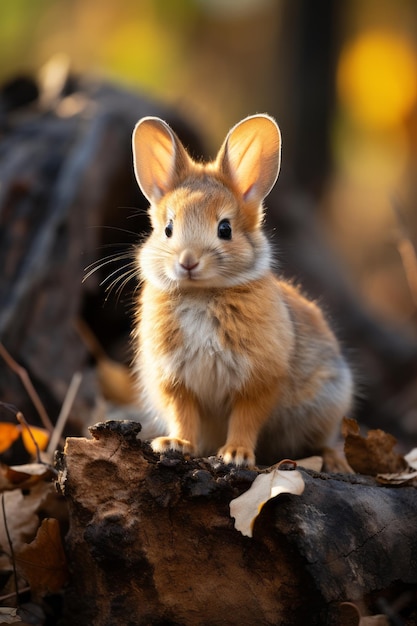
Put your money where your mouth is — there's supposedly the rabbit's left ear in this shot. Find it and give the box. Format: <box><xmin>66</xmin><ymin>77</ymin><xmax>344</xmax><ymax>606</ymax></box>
<box><xmin>217</xmin><ymin>114</ymin><xmax>281</xmax><ymax>205</ymax></box>
<box><xmin>132</xmin><ymin>116</ymin><xmax>192</xmax><ymax>203</ymax></box>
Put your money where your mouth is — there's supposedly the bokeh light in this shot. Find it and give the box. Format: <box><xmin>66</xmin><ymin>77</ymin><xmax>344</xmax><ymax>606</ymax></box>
<box><xmin>337</xmin><ymin>30</ymin><xmax>417</xmax><ymax>129</ymax></box>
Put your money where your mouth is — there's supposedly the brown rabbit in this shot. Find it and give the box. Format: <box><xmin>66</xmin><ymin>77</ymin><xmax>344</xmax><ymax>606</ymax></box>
<box><xmin>131</xmin><ymin>114</ymin><xmax>353</xmax><ymax>466</ymax></box>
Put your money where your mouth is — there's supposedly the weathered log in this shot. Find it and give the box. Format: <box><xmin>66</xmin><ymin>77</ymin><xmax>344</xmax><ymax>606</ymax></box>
<box><xmin>57</xmin><ymin>421</ymin><xmax>417</xmax><ymax>626</ymax></box>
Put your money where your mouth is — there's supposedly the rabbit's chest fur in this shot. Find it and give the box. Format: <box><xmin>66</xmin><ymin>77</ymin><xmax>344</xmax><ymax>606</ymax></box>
<box><xmin>138</xmin><ymin>278</ymin><xmax>293</xmax><ymax>411</ymax></box>
<box><xmin>168</xmin><ymin>295</ymin><xmax>251</xmax><ymax>407</ymax></box>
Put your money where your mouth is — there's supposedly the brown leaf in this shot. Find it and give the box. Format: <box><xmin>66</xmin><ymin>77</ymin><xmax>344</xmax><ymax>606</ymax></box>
<box><xmin>342</xmin><ymin>418</ymin><xmax>407</xmax><ymax>475</ymax></box>
<box><xmin>0</xmin><ymin>483</ymin><xmax>58</xmax><ymax>553</ymax></box>
<box><xmin>0</xmin><ymin>463</ymin><xmax>54</xmax><ymax>491</ymax></box>
<box><xmin>339</xmin><ymin>602</ymin><xmax>389</xmax><ymax>626</ymax></box>
<box><xmin>16</xmin><ymin>518</ymin><xmax>68</xmax><ymax>598</ymax></box>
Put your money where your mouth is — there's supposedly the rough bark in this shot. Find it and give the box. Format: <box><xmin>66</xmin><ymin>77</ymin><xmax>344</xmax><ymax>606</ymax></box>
<box><xmin>57</xmin><ymin>421</ymin><xmax>417</xmax><ymax>626</ymax></box>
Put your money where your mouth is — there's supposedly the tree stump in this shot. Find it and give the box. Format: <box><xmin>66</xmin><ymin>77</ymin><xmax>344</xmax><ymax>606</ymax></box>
<box><xmin>57</xmin><ymin>421</ymin><xmax>417</xmax><ymax>626</ymax></box>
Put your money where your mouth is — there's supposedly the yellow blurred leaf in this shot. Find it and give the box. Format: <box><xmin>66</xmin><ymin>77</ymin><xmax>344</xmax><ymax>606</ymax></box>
<box><xmin>0</xmin><ymin>423</ymin><xmax>21</xmax><ymax>454</ymax></box>
<box><xmin>97</xmin><ymin>358</ymin><xmax>137</xmax><ymax>405</ymax></box>
<box><xmin>230</xmin><ymin>469</ymin><xmax>305</xmax><ymax>537</ymax></box>
<box><xmin>21</xmin><ymin>426</ymin><xmax>49</xmax><ymax>456</ymax></box>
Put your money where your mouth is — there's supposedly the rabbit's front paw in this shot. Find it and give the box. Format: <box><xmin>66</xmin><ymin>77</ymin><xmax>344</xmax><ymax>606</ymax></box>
<box><xmin>151</xmin><ymin>436</ymin><xmax>195</xmax><ymax>455</ymax></box>
<box><xmin>218</xmin><ymin>444</ymin><xmax>255</xmax><ymax>467</ymax></box>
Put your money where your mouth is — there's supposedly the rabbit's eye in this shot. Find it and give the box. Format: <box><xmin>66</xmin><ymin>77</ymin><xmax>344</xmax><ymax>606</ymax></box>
<box><xmin>218</xmin><ymin>219</ymin><xmax>232</xmax><ymax>240</ymax></box>
<box><xmin>165</xmin><ymin>220</ymin><xmax>174</xmax><ymax>238</ymax></box>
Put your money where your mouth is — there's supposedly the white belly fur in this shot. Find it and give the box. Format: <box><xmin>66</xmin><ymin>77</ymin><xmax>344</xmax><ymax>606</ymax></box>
<box><xmin>141</xmin><ymin>296</ymin><xmax>251</xmax><ymax>454</ymax></box>
<box><xmin>177</xmin><ymin>299</ymin><xmax>250</xmax><ymax>405</ymax></box>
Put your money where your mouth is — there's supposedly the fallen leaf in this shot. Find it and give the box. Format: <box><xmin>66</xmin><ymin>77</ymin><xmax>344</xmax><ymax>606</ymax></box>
<box><xmin>0</xmin><ymin>424</ymin><xmax>21</xmax><ymax>454</ymax></box>
<box><xmin>342</xmin><ymin>417</ymin><xmax>406</xmax><ymax>475</ymax></box>
<box><xmin>76</xmin><ymin>317</ymin><xmax>137</xmax><ymax>405</ymax></box>
<box><xmin>295</xmin><ymin>456</ymin><xmax>323</xmax><ymax>472</ymax></box>
<box><xmin>0</xmin><ymin>482</ymin><xmax>58</xmax><ymax>553</ymax></box>
<box><xmin>339</xmin><ymin>602</ymin><xmax>389</xmax><ymax>625</ymax></box>
<box><xmin>377</xmin><ymin>469</ymin><xmax>417</xmax><ymax>485</ymax></box>
<box><xmin>16</xmin><ymin>518</ymin><xmax>68</xmax><ymax>598</ymax></box>
<box><xmin>230</xmin><ymin>469</ymin><xmax>305</xmax><ymax>537</ymax></box>
<box><xmin>404</xmin><ymin>447</ymin><xmax>417</xmax><ymax>469</ymax></box>
<box><xmin>0</xmin><ymin>607</ymin><xmax>21</xmax><ymax>624</ymax></box>
<box><xmin>97</xmin><ymin>359</ymin><xmax>137</xmax><ymax>405</ymax></box>
<box><xmin>1</xmin><ymin>463</ymin><xmax>54</xmax><ymax>491</ymax></box>
<box><xmin>21</xmin><ymin>426</ymin><xmax>49</xmax><ymax>456</ymax></box>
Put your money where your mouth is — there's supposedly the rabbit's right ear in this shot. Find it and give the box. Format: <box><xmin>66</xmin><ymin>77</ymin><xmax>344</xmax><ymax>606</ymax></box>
<box><xmin>217</xmin><ymin>114</ymin><xmax>281</xmax><ymax>206</ymax></box>
<box><xmin>132</xmin><ymin>117</ymin><xmax>191</xmax><ymax>203</ymax></box>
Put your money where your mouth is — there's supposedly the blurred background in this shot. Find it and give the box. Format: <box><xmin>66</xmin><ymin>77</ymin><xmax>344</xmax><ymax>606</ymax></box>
<box><xmin>2</xmin><ymin>0</ymin><xmax>417</xmax><ymax>324</ymax></box>
<box><xmin>1</xmin><ymin>0</ymin><xmax>417</xmax><ymax>445</ymax></box>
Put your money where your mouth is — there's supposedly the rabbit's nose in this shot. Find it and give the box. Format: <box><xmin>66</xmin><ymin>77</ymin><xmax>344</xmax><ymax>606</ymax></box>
<box><xmin>179</xmin><ymin>250</ymin><xmax>199</xmax><ymax>271</ymax></box>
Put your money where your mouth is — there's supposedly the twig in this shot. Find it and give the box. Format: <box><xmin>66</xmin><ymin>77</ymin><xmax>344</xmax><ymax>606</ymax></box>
<box><xmin>396</xmin><ymin>237</ymin><xmax>417</xmax><ymax>310</ymax></box>
<box><xmin>16</xmin><ymin>412</ymin><xmax>41</xmax><ymax>464</ymax></box>
<box><xmin>392</xmin><ymin>201</ymin><xmax>417</xmax><ymax>310</ymax></box>
<box><xmin>1</xmin><ymin>494</ymin><xmax>19</xmax><ymax>608</ymax></box>
<box><xmin>47</xmin><ymin>371</ymin><xmax>82</xmax><ymax>456</ymax></box>
<box><xmin>0</xmin><ymin>585</ymin><xmax>30</xmax><ymax>603</ymax></box>
<box><xmin>0</xmin><ymin>343</ymin><xmax>54</xmax><ymax>433</ymax></box>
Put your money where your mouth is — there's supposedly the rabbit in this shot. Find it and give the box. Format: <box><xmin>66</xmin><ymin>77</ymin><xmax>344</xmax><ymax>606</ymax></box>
<box><xmin>131</xmin><ymin>113</ymin><xmax>353</xmax><ymax>467</ymax></box>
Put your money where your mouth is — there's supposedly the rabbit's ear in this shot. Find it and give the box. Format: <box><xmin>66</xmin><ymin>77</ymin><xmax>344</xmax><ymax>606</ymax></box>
<box><xmin>132</xmin><ymin>117</ymin><xmax>191</xmax><ymax>203</ymax></box>
<box><xmin>217</xmin><ymin>114</ymin><xmax>281</xmax><ymax>204</ymax></box>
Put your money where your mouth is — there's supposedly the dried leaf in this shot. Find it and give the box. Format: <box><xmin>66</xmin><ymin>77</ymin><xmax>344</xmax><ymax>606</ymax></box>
<box><xmin>339</xmin><ymin>602</ymin><xmax>389</xmax><ymax>625</ymax></box>
<box><xmin>16</xmin><ymin>518</ymin><xmax>68</xmax><ymax>598</ymax></box>
<box><xmin>377</xmin><ymin>469</ymin><xmax>417</xmax><ymax>485</ymax></box>
<box><xmin>339</xmin><ymin>601</ymin><xmax>361</xmax><ymax>626</ymax></box>
<box><xmin>377</xmin><ymin>446</ymin><xmax>417</xmax><ymax>483</ymax></box>
<box><xmin>0</xmin><ymin>421</ymin><xmax>49</xmax><ymax>458</ymax></box>
<box><xmin>76</xmin><ymin>318</ymin><xmax>136</xmax><ymax>405</ymax></box>
<box><xmin>295</xmin><ymin>456</ymin><xmax>323</xmax><ymax>472</ymax></box>
<box><xmin>342</xmin><ymin>417</ymin><xmax>406</xmax><ymax>475</ymax></box>
<box><xmin>0</xmin><ymin>482</ymin><xmax>58</xmax><ymax>553</ymax></box>
<box><xmin>0</xmin><ymin>424</ymin><xmax>21</xmax><ymax>454</ymax></box>
<box><xmin>2</xmin><ymin>463</ymin><xmax>54</xmax><ymax>491</ymax></box>
<box><xmin>97</xmin><ymin>359</ymin><xmax>137</xmax><ymax>405</ymax></box>
<box><xmin>230</xmin><ymin>469</ymin><xmax>305</xmax><ymax>537</ymax></box>
<box><xmin>0</xmin><ymin>607</ymin><xmax>21</xmax><ymax>624</ymax></box>
<box><xmin>404</xmin><ymin>447</ymin><xmax>417</xmax><ymax>469</ymax></box>
<box><xmin>9</xmin><ymin>463</ymin><xmax>51</xmax><ymax>477</ymax></box>
<box><xmin>21</xmin><ymin>426</ymin><xmax>49</xmax><ymax>456</ymax></box>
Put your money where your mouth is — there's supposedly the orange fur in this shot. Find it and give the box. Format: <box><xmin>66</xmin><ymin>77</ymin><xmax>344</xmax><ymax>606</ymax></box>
<box><xmin>131</xmin><ymin>114</ymin><xmax>353</xmax><ymax>466</ymax></box>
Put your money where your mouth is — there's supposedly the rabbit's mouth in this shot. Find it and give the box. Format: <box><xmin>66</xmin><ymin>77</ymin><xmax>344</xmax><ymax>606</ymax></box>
<box><xmin>174</xmin><ymin>249</ymin><xmax>204</xmax><ymax>283</ymax></box>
